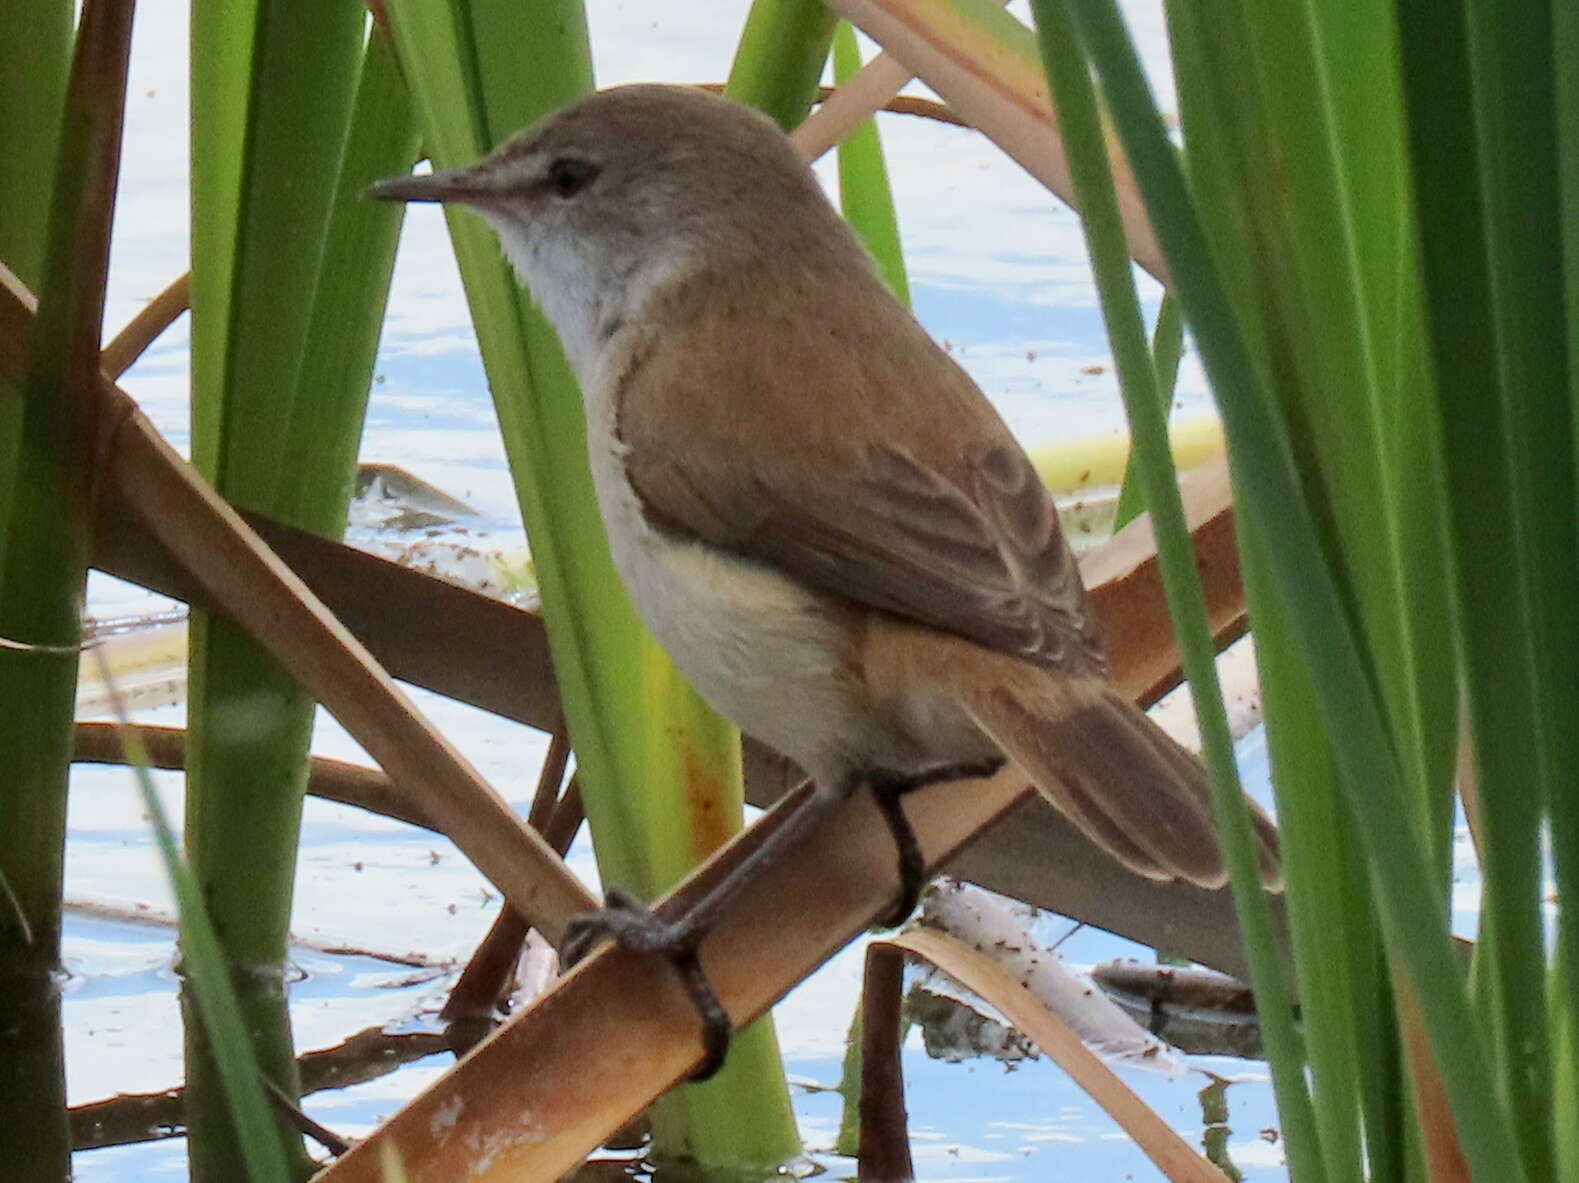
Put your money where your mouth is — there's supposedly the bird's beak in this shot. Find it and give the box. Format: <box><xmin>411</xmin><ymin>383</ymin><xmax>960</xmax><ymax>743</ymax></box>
<box><xmin>365</xmin><ymin>165</ymin><xmax>496</xmax><ymax>205</ymax></box>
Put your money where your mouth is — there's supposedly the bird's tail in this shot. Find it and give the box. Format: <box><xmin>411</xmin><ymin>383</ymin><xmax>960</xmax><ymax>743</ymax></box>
<box><xmin>961</xmin><ymin>672</ymin><xmax>1280</xmax><ymax>889</ymax></box>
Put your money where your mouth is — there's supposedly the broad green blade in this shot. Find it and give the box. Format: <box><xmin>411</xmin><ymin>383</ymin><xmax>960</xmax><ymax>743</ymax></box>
<box><xmin>0</xmin><ymin>0</ymin><xmax>72</xmax><ymax>588</ymax></box>
<box><xmin>1457</xmin><ymin>3</ymin><xmax>1572</xmax><ymax>1173</ymax></box>
<box><xmin>0</xmin><ymin>1</ymin><xmax>133</xmax><ymax>1175</ymax></box>
<box><xmin>1554</xmin><ymin>0</ymin><xmax>1579</xmax><ymax>1135</ymax></box>
<box><xmin>1065</xmin><ymin>0</ymin><xmax>1528</xmax><ymax>1174</ymax></box>
<box><xmin>1031</xmin><ymin>5</ymin><xmax>1323</xmax><ymax>1178</ymax></box>
<box><xmin>186</xmin><ymin>1</ymin><xmax>368</xmax><ymax>1175</ymax></box>
<box><xmin>1240</xmin><ymin>542</ymin><xmax>1369</xmax><ymax>1183</ymax></box>
<box><xmin>277</xmin><ymin>27</ymin><xmax>421</xmax><ymax>536</ymax></box>
<box><xmin>1397</xmin><ymin>0</ymin><xmax>1558</xmax><ymax>1174</ymax></box>
<box><xmin>726</xmin><ymin>0</ymin><xmax>838</xmax><ymax>129</ymax></box>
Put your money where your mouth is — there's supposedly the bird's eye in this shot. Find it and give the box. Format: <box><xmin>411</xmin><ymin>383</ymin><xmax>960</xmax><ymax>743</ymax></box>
<box><xmin>546</xmin><ymin>157</ymin><xmax>598</xmax><ymax>198</ymax></box>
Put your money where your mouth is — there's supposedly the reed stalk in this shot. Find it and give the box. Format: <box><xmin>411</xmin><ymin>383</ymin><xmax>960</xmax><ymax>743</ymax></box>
<box><xmin>725</xmin><ymin>0</ymin><xmax>838</xmax><ymax>129</ymax></box>
<box><xmin>0</xmin><ymin>3</ymin><xmax>72</xmax><ymax>1177</ymax></box>
<box><xmin>184</xmin><ymin>3</ymin><xmax>378</xmax><ymax>1175</ymax></box>
<box><xmin>1112</xmin><ymin>294</ymin><xmax>1182</xmax><ymax>530</ymax></box>
<box><xmin>1030</xmin><ymin>6</ymin><xmax>1324</xmax><ymax>1178</ymax></box>
<box><xmin>0</xmin><ymin>2</ymin><xmax>133</xmax><ymax>1178</ymax></box>
<box><xmin>1057</xmin><ymin>0</ymin><xmax>1556</xmax><ymax>1174</ymax></box>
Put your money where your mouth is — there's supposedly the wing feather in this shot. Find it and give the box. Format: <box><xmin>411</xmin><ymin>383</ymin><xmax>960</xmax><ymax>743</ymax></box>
<box><xmin>740</xmin><ymin>442</ymin><xmax>1103</xmax><ymax>671</ymax></box>
<box><xmin>614</xmin><ymin>265</ymin><xmax>1104</xmax><ymax>675</ymax></box>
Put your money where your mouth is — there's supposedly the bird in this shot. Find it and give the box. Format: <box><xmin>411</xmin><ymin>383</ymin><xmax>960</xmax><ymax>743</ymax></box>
<box><xmin>368</xmin><ymin>83</ymin><xmax>1278</xmax><ymax>1078</ymax></box>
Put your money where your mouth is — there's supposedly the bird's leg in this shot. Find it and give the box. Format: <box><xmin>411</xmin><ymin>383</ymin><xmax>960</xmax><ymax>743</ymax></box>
<box><xmin>560</xmin><ymin>784</ymin><xmax>846</xmax><ymax>1082</ymax></box>
<box><xmin>867</xmin><ymin>757</ymin><xmax>1007</xmax><ymax>928</ymax></box>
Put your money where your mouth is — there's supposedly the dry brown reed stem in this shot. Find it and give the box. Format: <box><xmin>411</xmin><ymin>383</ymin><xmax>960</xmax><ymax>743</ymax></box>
<box><xmin>72</xmin><ymin>720</ymin><xmax>590</xmax><ymax>859</ymax></box>
<box><xmin>697</xmin><ymin>80</ymin><xmax>967</xmax><ymax>138</ymax></box>
<box><xmin>442</xmin><ymin>731</ymin><xmax>582</xmax><ymax>1038</ymax></box>
<box><xmin>794</xmin><ymin>59</ymin><xmax>932</xmax><ymax>161</ymax></box>
<box><xmin>74</xmin><ymin>713</ymin><xmax>584</xmax><ymax>1050</ymax></box>
<box><xmin>100</xmin><ymin>270</ymin><xmax>189</xmax><ymax>378</ymax></box>
<box><xmin>314</xmin><ymin>767</ymin><xmax>1031</xmax><ymax>1183</ymax></box>
<box><xmin>70</xmin><ymin>1026</ymin><xmax>448</xmax><ymax>1151</ymax></box>
<box><xmin>826</xmin><ymin>88</ymin><xmax>968</xmax><ymax>126</ymax></box>
<box><xmin>788</xmin><ymin>0</ymin><xmax>1010</xmax><ymax>162</ymax></box>
<box><xmin>105</xmin><ymin>414</ymin><xmax>598</xmax><ymax>941</ymax></box>
<box><xmin>72</xmin><ymin>720</ymin><xmax>443</xmax><ymax>831</ymax></box>
<box><xmin>885</xmin><ymin>928</ymin><xmax>1232</xmax><ymax>1183</ymax></box>
<box><xmin>0</xmin><ymin>264</ymin><xmax>597</xmax><ymax>944</ymax></box>
<box><xmin>527</xmin><ymin>721</ymin><xmax>573</xmax><ymax>830</ymax></box>
<box><xmin>1397</xmin><ymin>972</ymin><xmax>1471</xmax><ymax>1183</ymax></box>
<box><xmin>1082</xmin><ymin>460</ymin><xmax>1244</xmax><ymax>702</ymax></box>
<box><xmin>857</xmin><ymin>944</ymin><xmax>914</xmax><ymax>1182</ymax></box>
<box><xmin>102</xmin><ymin>499</ymin><xmax>575</xmax><ymax>728</ymax></box>
<box><xmin>264</xmin><ymin>1080</ymin><xmax>352</xmax><ymax>1157</ymax></box>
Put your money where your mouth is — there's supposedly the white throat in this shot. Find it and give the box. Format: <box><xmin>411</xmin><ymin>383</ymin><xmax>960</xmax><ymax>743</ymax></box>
<box><xmin>483</xmin><ymin>212</ymin><xmax>685</xmax><ymax>388</ymax></box>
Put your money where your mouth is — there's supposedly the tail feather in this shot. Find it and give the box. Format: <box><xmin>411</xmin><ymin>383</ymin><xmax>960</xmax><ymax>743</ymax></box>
<box><xmin>965</xmin><ymin>675</ymin><xmax>1281</xmax><ymax>889</ymax></box>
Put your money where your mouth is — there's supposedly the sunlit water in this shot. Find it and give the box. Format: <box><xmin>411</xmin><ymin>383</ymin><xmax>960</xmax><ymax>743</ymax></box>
<box><xmin>65</xmin><ymin>1</ymin><xmax>1485</xmax><ymax>1179</ymax></box>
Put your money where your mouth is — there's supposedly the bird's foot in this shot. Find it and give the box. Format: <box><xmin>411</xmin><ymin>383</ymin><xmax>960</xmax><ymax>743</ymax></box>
<box><xmin>868</xmin><ymin>757</ymin><xmax>1007</xmax><ymax>928</ymax></box>
<box><xmin>562</xmin><ymin>887</ymin><xmax>732</xmax><ymax>1081</ymax></box>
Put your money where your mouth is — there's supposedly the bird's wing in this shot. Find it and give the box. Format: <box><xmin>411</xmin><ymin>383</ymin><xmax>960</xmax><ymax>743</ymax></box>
<box><xmin>616</xmin><ymin>306</ymin><xmax>1104</xmax><ymax>674</ymax></box>
<box><xmin>767</xmin><ymin>440</ymin><xmax>1100</xmax><ymax>672</ymax></box>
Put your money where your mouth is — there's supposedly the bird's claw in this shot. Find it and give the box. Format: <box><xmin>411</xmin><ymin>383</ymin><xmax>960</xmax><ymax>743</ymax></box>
<box><xmin>561</xmin><ymin>888</ymin><xmax>733</xmax><ymax>1081</ymax></box>
<box><xmin>869</xmin><ymin>757</ymin><xmax>1007</xmax><ymax>929</ymax></box>
<box><xmin>870</xmin><ymin>789</ymin><xmax>927</xmax><ymax>929</ymax></box>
